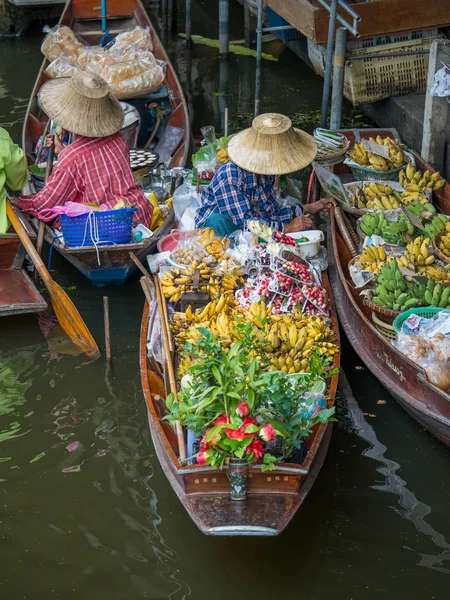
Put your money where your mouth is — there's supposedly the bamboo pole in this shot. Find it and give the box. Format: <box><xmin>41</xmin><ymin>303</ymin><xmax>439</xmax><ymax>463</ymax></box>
<box><xmin>154</xmin><ymin>274</ymin><xmax>174</xmax><ymax>352</ymax></box>
<box><xmin>153</xmin><ymin>275</ymin><xmax>186</xmax><ymax>462</ymax></box>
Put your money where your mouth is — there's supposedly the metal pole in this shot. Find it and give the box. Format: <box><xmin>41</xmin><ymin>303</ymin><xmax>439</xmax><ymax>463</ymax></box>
<box><xmin>320</xmin><ymin>0</ymin><xmax>338</xmax><ymax>127</ymax></box>
<box><xmin>330</xmin><ymin>27</ymin><xmax>347</xmax><ymax>130</ymax></box>
<box><xmin>219</xmin><ymin>0</ymin><xmax>229</xmax><ymax>56</ymax></box>
<box><xmin>254</xmin><ymin>0</ymin><xmax>263</xmax><ymax>117</ymax></box>
<box><xmin>185</xmin><ymin>0</ymin><xmax>191</xmax><ymax>46</ymax></box>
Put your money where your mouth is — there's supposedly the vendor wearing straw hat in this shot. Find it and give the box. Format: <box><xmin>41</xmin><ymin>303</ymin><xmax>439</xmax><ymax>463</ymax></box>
<box><xmin>195</xmin><ymin>114</ymin><xmax>335</xmax><ymax>236</ymax></box>
<box><xmin>16</xmin><ymin>72</ymin><xmax>153</xmax><ymax>227</ymax></box>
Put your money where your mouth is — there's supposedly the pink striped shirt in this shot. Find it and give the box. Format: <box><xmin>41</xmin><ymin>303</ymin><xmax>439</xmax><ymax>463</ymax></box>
<box><xmin>17</xmin><ymin>132</ymin><xmax>153</xmax><ymax>227</ymax></box>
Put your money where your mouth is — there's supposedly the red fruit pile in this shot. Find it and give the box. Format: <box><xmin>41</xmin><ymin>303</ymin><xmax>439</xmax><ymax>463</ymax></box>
<box><xmin>281</xmin><ymin>260</ymin><xmax>312</xmax><ymax>283</ymax></box>
<box><xmin>272</xmin><ymin>231</ymin><xmax>298</xmax><ymax>247</ymax></box>
<box><xmin>302</xmin><ymin>284</ymin><xmax>329</xmax><ymax>314</ymax></box>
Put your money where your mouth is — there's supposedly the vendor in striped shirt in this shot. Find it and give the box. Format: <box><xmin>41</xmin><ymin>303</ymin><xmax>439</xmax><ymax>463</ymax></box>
<box><xmin>16</xmin><ymin>72</ymin><xmax>153</xmax><ymax>228</ymax></box>
<box><xmin>195</xmin><ymin>114</ymin><xmax>335</xmax><ymax>236</ymax></box>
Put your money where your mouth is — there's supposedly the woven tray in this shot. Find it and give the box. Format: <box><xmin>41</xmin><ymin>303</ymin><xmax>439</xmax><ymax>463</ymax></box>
<box><xmin>335</xmin><ymin>207</ymin><xmax>358</xmax><ymax>258</ymax></box>
<box><xmin>315</xmin><ymin>138</ymin><xmax>350</xmax><ymax>166</ymax></box>
<box><xmin>342</xmin><ymin>180</ymin><xmax>404</xmax><ymax>217</ymax></box>
<box><xmin>432</xmin><ymin>232</ymin><xmax>450</xmax><ymax>265</ymax></box>
<box><xmin>363</xmin><ymin>296</ymin><xmax>401</xmax><ymax>320</ymax></box>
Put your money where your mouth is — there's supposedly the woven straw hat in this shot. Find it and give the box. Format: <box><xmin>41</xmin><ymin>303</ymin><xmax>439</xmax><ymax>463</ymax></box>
<box><xmin>227</xmin><ymin>113</ymin><xmax>317</xmax><ymax>175</ymax></box>
<box><xmin>38</xmin><ymin>72</ymin><xmax>124</xmax><ymax>138</ymax></box>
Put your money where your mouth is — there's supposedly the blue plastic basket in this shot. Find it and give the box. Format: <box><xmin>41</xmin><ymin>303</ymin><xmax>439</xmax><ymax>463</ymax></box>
<box><xmin>266</xmin><ymin>7</ymin><xmax>302</xmax><ymax>42</ymax></box>
<box><xmin>60</xmin><ymin>208</ymin><xmax>137</xmax><ymax>248</ymax></box>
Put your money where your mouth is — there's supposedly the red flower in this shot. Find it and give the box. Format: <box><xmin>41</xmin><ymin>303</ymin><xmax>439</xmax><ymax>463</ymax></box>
<box><xmin>259</xmin><ymin>424</ymin><xmax>276</xmax><ymax>443</ymax></box>
<box><xmin>197</xmin><ymin>449</ymin><xmax>211</xmax><ymax>465</ymax></box>
<box><xmin>201</xmin><ymin>428</ymin><xmax>220</xmax><ymax>446</ymax></box>
<box><xmin>212</xmin><ymin>413</ymin><xmax>229</xmax><ymax>425</ymax></box>
<box><xmin>236</xmin><ymin>402</ymin><xmax>249</xmax><ymax>417</ymax></box>
<box><xmin>224</xmin><ymin>426</ymin><xmax>246</xmax><ymax>441</ymax></box>
<box><xmin>243</xmin><ymin>416</ymin><xmax>257</xmax><ymax>427</ymax></box>
<box><xmin>246</xmin><ymin>438</ymin><xmax>265</xmax><ymax>461</ymax></box>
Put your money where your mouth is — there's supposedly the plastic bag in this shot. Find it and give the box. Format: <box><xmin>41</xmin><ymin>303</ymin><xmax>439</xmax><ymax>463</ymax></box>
<box><xmin>422</xmin><ymin>361</ymin><xmax>450</xmax><ymax>391</ymax></box>
<box><xmin>172</xmin><ymin>180</ymin><xmax>201</xmax><ymax>222</ymax></box>
<box><xmin>41</xmin><ymin>26</ymin><xmax>84</xmax><ymax>62</ymax></box>
<box><xmin>114</xmin><ymin>26</ymin><xmax>153</xmax><ymax>52</ymax></box>
<box><xmin>179</xmin><ymin>206</ymin><xmax>197</xmax><ymax>231</ymax></box>
<box><xmin>77</xmin><ymin>46</ymin><xmax>106</xmax><ymax>72</ymax></box>
<box><xmin>45</xmin><ymin>56</ymin><xmax>78</xmax><ymax>78</ymax></box>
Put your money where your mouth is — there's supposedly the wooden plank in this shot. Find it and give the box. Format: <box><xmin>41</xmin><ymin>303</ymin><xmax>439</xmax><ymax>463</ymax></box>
<box><xmin>72</xmin><ymin>0</ymin><xmax>135</xmax><ymax>20</ymax></box>
<box><xmin>268</xmin><ymin>0</ymin><xmax>450</xmax><ymax>44</ymax></box>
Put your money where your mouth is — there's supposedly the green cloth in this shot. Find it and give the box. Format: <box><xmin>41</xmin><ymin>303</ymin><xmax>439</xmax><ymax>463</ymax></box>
<box><xmin>0</xmin><ymin>128</ymin><xmax>28</xmax><ymax>234</ymax></box>
<box><xmin>203</xmin><ymin>213</ymin><xmax>239</xmax><ymax>237</ymax></box>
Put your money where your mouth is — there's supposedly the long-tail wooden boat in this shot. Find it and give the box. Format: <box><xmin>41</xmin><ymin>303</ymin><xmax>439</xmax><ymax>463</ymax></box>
<box><xmin>140</xmin><ymin>274</ymin><xmax>340</xmax><ymax>536</ymax></box>
<box><xmin>22</xmin><ymin>0</ymin><xmax>190</xmax><ymax>286</ymax></box>
<box><xmin>0</xmin><ymin>208</ymin><xmax>47</xmax><ymax>316</ymax></box>
<box><xmin>327</xmin><ymin>128</ymin><xmax>450</xmax><ymax>447</ymax></box>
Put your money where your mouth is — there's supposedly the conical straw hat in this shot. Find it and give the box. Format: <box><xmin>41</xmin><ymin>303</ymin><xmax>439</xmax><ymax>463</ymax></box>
<box><xmin>38</xmin><ymin>71</ymin><xmax>124</xmax><ymax>138</ymax></box>
<box><xmin>227</xmin><ymin>113</ymin><xmax>317</xmax><ymax>175</ymax></box>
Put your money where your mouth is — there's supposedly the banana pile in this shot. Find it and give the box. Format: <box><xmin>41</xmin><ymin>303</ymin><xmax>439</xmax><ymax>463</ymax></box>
<box><xmin>349</xmin><ymin>136</ymin><xmax>407</xmax><ymax>171</ymax></box>
<box><xmin>399</xmin><ymin>165</ymin><xmax>445</xmax><ymax>193</ymax></box>
<box><xmin>424</xmin><ymin>214</ymin><xmax>447</xmax><ymax>239</ymax></box>
<box><xmin>397</xmin><ymin>236</ymin><xmax>434</xmax><ymax>269</ymax></box>
<box><xmin>372</xmin><ymin>259</ymin><xmax>427</xmax><ymax>311</ymax></box>
<box><xmin>350</xmin><ymin>182</ymin><xmax>401</xmax><ymax>210</ymax></box>
<box><xmin>216</xmin><ymin>148</ymin><xmax>229</xmax><ymax>164</ymax></box>
<box><xmin>170</xmin><ymin>298</ymin><xmax>338</xmax><ymax>375</ymax></box>
<box><xmin>161</xmin><ymin>263</ymin><xmax>244</xmax><ymax>302</ymax></box>
<box><xmin>359</xmin><ymin>213</ymin><xmax>413</xmax><ymax>245</ymax></box>
<box><xmin>438</xmin><ymin>228</ymin><xmax>450</xmax><ymax>259</ymax></box>
<box><xmin>358</xmin><ymin>245</ymin><xmax>388</xmax><ymax>273</ymax></box>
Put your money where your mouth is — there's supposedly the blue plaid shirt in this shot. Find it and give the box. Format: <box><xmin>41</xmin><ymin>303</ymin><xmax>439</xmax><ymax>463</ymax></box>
<box><xmin>195</xmin><ymin>162</ymin><xmax>302</xmax><ymax>231</ymax></box>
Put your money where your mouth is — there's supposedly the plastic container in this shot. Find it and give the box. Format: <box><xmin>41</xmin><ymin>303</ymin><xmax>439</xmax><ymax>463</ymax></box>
<box><xmin>393</xmin><ymin>308</ymin><xmax>450</xmax><ymax>334</ymax></box>
<box><xmin>156</xmin><ymin>230</ymin><xmax>196</xmax><ymax>253</ymax></box>
<box><xmin>307</xmin><ymin>35</ymin><xmax>439</xmax><ymax>105</ymax></box>
<box><xmin>289</xmin><ymin>229</ymin><xmax>324</xmax><ymax>259</ymax></box>
<box><xmin>60</xmin><ymin>208</ymin><xmax>137</xmax><ymax>248</ymax></box>
<box><xmin>266</xmin><ymin>6</ymin><xmax>302</xmax><ymax>42</ymax></box>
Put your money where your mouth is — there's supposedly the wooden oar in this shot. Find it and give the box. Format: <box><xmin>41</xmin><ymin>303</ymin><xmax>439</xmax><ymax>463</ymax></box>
<box><xmin>6</xmin><ymin>199</ymin><xmax>100</xmax><ymax>359</ymax></box>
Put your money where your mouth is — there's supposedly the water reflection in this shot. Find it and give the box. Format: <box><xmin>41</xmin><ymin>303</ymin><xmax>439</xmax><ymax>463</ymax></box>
<box><xmin>341</xmin><ymin>372</ymin><xmax>450</xmax><ymax>575</ymax></box>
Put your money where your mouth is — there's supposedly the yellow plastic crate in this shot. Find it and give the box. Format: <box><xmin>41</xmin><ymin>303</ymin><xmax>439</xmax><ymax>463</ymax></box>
<box><xmin>307</xmin><ymin>36</ymin><xmax>439</xmax><ymax>105</ymax></box>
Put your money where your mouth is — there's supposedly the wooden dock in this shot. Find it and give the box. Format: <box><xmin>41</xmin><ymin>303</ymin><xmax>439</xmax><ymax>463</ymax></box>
<box><xmin>6</xmin><ymin>0</ymin><xmax>65</xmax><ymax>6</ymax></box>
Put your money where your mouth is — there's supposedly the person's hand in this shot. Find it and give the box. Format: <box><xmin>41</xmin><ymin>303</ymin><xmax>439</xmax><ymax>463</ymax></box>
<box><xmin>284</xmin><ymin>215</ymin><xmax>314</xmax><ymax>233</ymax></box>
<box><xmin>306</xmin><ymin>197</ymin><xmax>337</xmax><ymax>215</ymax></box>
<box><xmin>46</xmin><ymin>133</ymin><xmax>64</xmax><ymax>155</ymax></box>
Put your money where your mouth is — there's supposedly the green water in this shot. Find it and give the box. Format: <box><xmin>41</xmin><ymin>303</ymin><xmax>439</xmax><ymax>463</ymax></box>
<box><xmin>1</xmin><ymin>1</ymin><xmax>450</xmax><ymax>598</ymax></box>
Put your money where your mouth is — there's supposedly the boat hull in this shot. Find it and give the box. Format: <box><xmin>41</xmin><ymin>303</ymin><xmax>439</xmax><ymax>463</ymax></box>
<box><xmin>328</xmin><ymin>215</ymin><xmax>450</xmax><ymax>447</ymax></box>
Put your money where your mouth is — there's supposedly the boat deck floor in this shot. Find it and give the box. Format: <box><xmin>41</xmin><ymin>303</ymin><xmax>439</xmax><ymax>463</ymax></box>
<box><xmin>73</xmin><ymin>17</ymin><xmax>137</xmax><ymax>37</ymax></box>
<box><xmin>0</xmin><ymin>269</ymin><xmax>47</xmax><ymax>316</ymax></box>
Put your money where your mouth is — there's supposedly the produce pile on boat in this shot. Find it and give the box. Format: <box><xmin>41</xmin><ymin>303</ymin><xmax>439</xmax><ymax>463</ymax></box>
<box><xmin>399</xmin><ymin>165</ymin><xmax>445</xmax><ymax>192</ymax></box>
<box><xmin>42</xmin><ymin>25</ymin><xmax>165</xmax><ymax>98</ymax></box>
<box><xmin>348</xmin><ymin>136</ymin><xmax>408</xmax><ymax>170</ymax></box>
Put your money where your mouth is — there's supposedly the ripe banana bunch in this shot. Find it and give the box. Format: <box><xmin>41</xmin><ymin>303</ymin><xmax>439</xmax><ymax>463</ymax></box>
<box><xmin>399</xmin><ymin>236</ymin><xmax>434</xmax><ymax>269</ymax></box>
<box><xmin>349</xmin><ymin>137</ymin><xmax>407</xmax><ymax>171</ymax></box>
<box><xmin>205</xmin><ymin>238</ymin><xmax>229</xmax><ymax>261</ymax></box>
<box><xmin>197</xmin><ymin>228</ymin><xmax>216</xmax><ymax>246</ymax></box>
<box><xmin>368</xmin><ymin>154</ymin><xmax>390</xmax><ymax>171</ymax></box>
<box><xmin>216</xmin><ymin>148</ymin><xmax>229</xmax><ymax>164</ymax></box>
<box><xmin>439</xmin><ymin>232</ymin><xmax>450</xmax><ymax>258</ymax></box>
<box><xmin>418</xmin><ymin>264</ymin><xmax>450</xmax><ymax>282</ymax></box>
<box><xmin>349</xmin><ymin>142</ymin><xmax>370</xmax><ymax>166</ymax></box>
<box><xmin>399</xmin><ymin>165</ymin><xmax>445</xmax><ymax>193</ymax></box>
<box><xmin>351</xmin><ymin>182</ymin><xmax>401</xmax><ymax>210</ymax></box>
<box><xmin>368</xmin><ymin>136</ymin><xmax>406</xmax><ymax>168</ymax></box>
<box><xmin>358</xmin><ymin>245</ymin><xmax>387</xmax><ymax>274</ymax></box>
<box><xmin>241</xmin><ymin>301</ymin><xmax>272</xmax><ymax>329</ymax></box>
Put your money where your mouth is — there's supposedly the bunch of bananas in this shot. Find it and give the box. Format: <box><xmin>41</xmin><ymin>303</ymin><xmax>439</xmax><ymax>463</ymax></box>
<box><xmin>397</xmin><ymin>236</ymin><xmax>434</xmax><ymax>269</ymax></box>
<box><xmin>424</xmin><ymin>214</ymin><xmax>448</xmax><ymax>239</ymax></box>
<box><xmin>266</xmin><ymin>313</ymin><xmax>338</xmax><ymax>373</ymax></box>
<box><xmin>418</xmin><ymin>264</ymin><xmax>450</xmax><ymax>283</ymax></box>
<box><xmin>160</xmin><ymin>263</ymin><xmax>244</xmax><ymax>302</ymax></box>
<box><xmin>205</xmin><ymin>238</ymin><xmax>230</xmax><ymax>261</ymax></box>
<box><xmin>359</xmin><ymin>212</ymin><xmax>413</xmax><ymax>245</ymax></box>
<box><xmin>216</xmin><ymin>148</ymin><xmax>229</xmax><ymax>164</ymax></box>
<box><xmin>372</xmin><ymin>259</ymin><xmax>427</xmax><ymax>311</ymax></box>
<box><xmin>438</xmin><ymin>226</ymin><xmax>450</xmax><ymax>258</ymax></box>
<box><xmin>350</xmin><ymin>182</ymin><xmax>401</xmax><ymax>210</ymax></box>
<box><xmin>358</xmin><ymin>245</ymin><xmax>387</xmax><ymax>273</ymax></box>
<box><xmin>349</xmin><ymin>136</ymin><xmax>407</xmax><ymax>171</ymax></box>
<box><xmin>197</xmin><ymin>228</ymin><xmax>216</xmax><ymax>246</ymax></box>
<box><xmin>399</xmin><ymin>164</ymin><xmax>445</xmax><ymax>192</ymax></box>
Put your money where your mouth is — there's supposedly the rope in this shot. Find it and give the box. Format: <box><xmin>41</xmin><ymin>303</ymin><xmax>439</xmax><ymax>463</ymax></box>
<box><xmin>81</xmin><ymin>212</ymin><xmax>116</xmax><ymax>266</ymax></box>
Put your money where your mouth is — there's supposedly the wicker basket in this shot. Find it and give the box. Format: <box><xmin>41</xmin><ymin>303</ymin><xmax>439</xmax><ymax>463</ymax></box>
<box><xmin>432</xmin><ymin>232</ymin><xmax>450</xmax><ymax>265</ymax></box>
<box><xmin>363</xmin><ymin>296</ymin><xmax>401</xmax><ymax>321</ymax></box>
<box><xmin>315</xmin><ymin>138</ymin><xmax>350</xmax><ymax>167</ymax></box>
<box><xmin>347</xmin><ymin>161</ymin><xmax>404</xmax><ymax>182</ymax></box>
<box><xmin>372</xmin><ymin>311</ymin><xmax>397</xmax><ymax>340</ymax></box>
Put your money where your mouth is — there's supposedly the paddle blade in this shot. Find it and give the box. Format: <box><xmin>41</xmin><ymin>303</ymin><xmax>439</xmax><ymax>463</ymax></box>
<box><xmin>47</xmin><ymin>280</ymin><xmax>100</xmax><ymax>359</ymax></box>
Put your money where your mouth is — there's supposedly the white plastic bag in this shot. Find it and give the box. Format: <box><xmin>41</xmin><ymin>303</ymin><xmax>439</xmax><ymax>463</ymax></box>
<box><xmin>172</xmin><ymin>180</ymin><xmax>202</xmax><ymax>222</ymax></box>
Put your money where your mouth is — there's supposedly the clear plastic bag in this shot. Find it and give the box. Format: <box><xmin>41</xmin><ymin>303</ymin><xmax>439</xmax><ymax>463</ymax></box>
<box><xmin>45</xmin><ymin>56</ymin><xmax>78</xmax><ymax>78</ymax></box>
<box><xmin>41</xmin><ymin>26</ymin><xmax>84</xmax><ymax>61</ymax></box>
<box><xmin>114</xmin><ymin>26</ymin><xmax>153</xmax><ymax>52</ymax></box>
<box><xmin>172</xmin><ymin>180</ymin><xmax>202</xmax><ymax>222</ymax></box>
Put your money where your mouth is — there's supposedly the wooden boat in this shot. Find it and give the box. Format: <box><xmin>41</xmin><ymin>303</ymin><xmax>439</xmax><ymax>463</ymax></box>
<box><xmin>0</xmin><ymin>208</ymin><xmax>47</xmax><ymax>316</ymax></box>
<box><xmin>140</xmin><ymin>275</ymin><xmax>340</xmax><ymax>536</ymax></box>
<box><xmin>22</xmin><ymin>0</ymin><xmax>190</xmax><ymax>285</ymax></box>
<box><xmin>327</xmin><ymin>128</ymin><xmax>450</xmax><ymax>447</ymax></box>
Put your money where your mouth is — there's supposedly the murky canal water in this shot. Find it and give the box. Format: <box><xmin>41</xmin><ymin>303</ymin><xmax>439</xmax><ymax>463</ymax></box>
<box><xmin>1</xmin><ymin>1</ymin><xmax>450</xmax><ymax>598</ymax></box>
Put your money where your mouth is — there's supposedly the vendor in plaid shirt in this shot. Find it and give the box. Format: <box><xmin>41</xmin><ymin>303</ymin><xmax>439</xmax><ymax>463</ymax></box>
<box><xmin>195</xmin><ymin>114</ymin><xmax>335</xmax><ymax>236</ymax></box>
<box><xmin>16</xmin><ymin>72</ymin><xmax>152</xmax><ymax>228</ymax></box>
